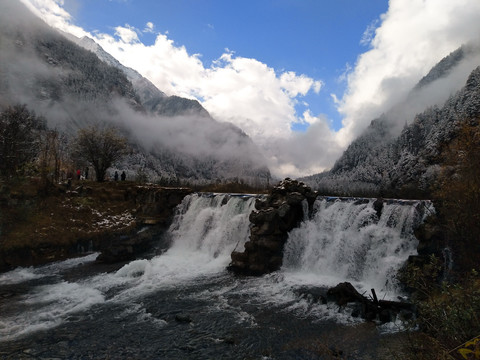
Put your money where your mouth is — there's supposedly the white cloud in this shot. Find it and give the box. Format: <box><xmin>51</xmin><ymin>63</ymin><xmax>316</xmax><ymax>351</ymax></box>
<box><xmin>268</xmin><ymin>112</ymin><xmax>341</xmax><ymax>177</ymax></box>
<box><xmin>336</xmin><ymin>0</ymin><xmax>480</xmax><ymax>147</ymax></box>
<box><xmin>20</xmin><ymin>0</ymin><xmax>87</xmax><ymax>38</ymax></box>
<box><xmin>72</xmin><ymin>22</ymin><xmax>326</xmax><ymax>177</ymax></box>
<box><xmin>97</xmin><ymin>29</ymin><xmax>206</xmax><ymax>98</ymax></box>
<box><xmin>144</xmin><ymin>21</ymin><xmax>154</xmax><ymax>33</ymax></box>
<box><xmin>19</xmin><ymin>0</ymin><xmax>480</xmax><ymax>179</ymax></box>
<box><xmin>360</xmin><ymin>19</ymin><xmax>379</xmax><ymax>47</ymax></box>
<box><xmin>114</xmin><ymin>24</ymin><xmax>139</xmax><ymax>43</ymax></box>
<box><xmin>200</xmin><ymin>53</ymin><xmax>312</xmax><ymax>142</ymax></box>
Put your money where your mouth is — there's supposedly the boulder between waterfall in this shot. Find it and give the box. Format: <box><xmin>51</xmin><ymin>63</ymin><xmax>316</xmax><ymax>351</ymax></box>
<box><xmin>327</xmin><ymin>282</ymin><xmax>367</xmax><ymax>305</ymax></box>
<box><xmin>228</xmin><ymin>178</ymin><xmax>317</xmax><ymax>276</ymax></box>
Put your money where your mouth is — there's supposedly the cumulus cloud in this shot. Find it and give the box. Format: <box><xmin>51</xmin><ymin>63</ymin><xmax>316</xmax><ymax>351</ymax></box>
<box><xmin>93</xmin><ymin>35</ymin><xmax>324</xmax><ymax>148</ymax></box>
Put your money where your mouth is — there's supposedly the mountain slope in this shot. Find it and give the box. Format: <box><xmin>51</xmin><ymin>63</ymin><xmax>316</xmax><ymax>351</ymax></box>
<box><xmin>72</xmin><ymin>35</ymin><xmax>209</xmax><ymax>117</ymax></box>
<box><xmin>0</xmin><ymin>0</ymin><xmax>270</xmax><ymax>185</ymax></box>
<box><xmin>302</xmin><ymin>45</ymin><xmax>480</xmax><ymax>197</ymax></box>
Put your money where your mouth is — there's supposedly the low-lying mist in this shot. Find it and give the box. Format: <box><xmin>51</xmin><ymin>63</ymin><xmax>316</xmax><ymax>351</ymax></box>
<box><xmin>0</xmin><ymin>2</ymin><xmax>269</xmax><ymax>182</ymax></box>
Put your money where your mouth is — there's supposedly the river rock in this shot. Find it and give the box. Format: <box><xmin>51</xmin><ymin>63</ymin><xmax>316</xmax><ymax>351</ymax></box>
<box><xmin>326</xmin><ymin>282</ymin><xmax>416</xmax><ymax>324</ymax></box>
<box><xmin>228</xmin><ymin>178</ymin><xmax>317</xmax><ymax>275</ymax></box>
<box><xmin>327</xmin><ymin>282</ymin><xmax>367</xmax><ymax>306</ymax></box>
<box><xmin>175</xmin><ymin>314</ymin><xmax>193</xmax><ymax>323</ymax></box>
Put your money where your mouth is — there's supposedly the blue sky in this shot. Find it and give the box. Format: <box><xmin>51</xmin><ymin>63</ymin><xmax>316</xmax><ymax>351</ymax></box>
<box><xmin>64</xmin><ymin>0</ymin><xmax>388</xmax><ymax>131</ymax></box>
<box><xmin>21</xmin><ymin>0</ymin><xmax>480</xmax><ymax>177</ymax></box>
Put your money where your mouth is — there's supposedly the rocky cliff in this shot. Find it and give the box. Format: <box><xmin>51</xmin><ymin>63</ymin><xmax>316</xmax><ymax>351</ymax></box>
<box><xmin>0</xmin><ymin>180</ymin><xmax>192</xmax><ymax>272</ymax></box>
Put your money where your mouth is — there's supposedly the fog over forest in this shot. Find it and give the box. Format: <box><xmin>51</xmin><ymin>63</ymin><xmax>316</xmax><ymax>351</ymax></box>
<box><xmin>2</xmin><ymin>0</ymin><xmax>480</xmax><ymax>181</ymax></box>
<box><xmin>0</xmin><ymin>0</ymin><xmax>271</xmax><ymax>184</ymax></box>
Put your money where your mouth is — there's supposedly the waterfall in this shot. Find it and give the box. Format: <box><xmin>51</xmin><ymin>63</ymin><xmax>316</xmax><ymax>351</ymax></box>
<box><xmin>168</xmin><ymin>193</ymin><xmax>256</xmax><ymax>258</ymax></box>
<box><xmin>282</xmin><ymin>198</ymin><xmax>431</xmax><ymax>294</ymax></box>
<box><xmin>111</xmin><ymin>193</ymin><xmax>257</xmax><ymax>295</ymax></box>
<box><xmin>0</xmin><ymin>193</ymin><xmax>257</xmax><ymax>341</ymax></box>
<box><xmin>0</xmin><ymin>193</ymin><xmax>431</xmax><ymax>344</ymax></box>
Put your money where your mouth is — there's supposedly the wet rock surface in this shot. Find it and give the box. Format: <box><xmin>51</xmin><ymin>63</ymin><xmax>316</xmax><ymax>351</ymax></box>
<box><xmin>229</xmin><ymin>178</ymin><xmax>317</xmax><ymax>275</ymax></box>
<box><xmin>327</xmin><ymin>282</ymin><xmax>416</xmax><ymax>324</ymax></box>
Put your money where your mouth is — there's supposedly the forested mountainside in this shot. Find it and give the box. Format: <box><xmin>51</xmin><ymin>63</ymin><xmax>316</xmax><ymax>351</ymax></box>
<box><xmin>0</xmin><ymin>0</ymin><xmax>142</xmax><ymax>119</ymax></box>
<box><xmin>302</xmin><ymin>45</ymin><xmax>480</xmax><ymax>197</ymax></box>
<box><xmin>0</xmin><ymin>0</ymin><xmax>270</xmax><ymax>185</ymax></box>
<box><xmin>72</xmin><ymin>35</ymin><xmax>209</xmax><ymax>117</ymax></box>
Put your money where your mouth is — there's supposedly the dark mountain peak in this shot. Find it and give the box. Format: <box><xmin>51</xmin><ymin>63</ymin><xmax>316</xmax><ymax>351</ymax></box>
<box><xmin>414</xmin><ymin>46</ymin><xmax>467</xmax><ymax>90</ymax></box>
<box><xmin>414</xmin><ymin>43</ymin><xmax>480</xmax><ymax>92</ymax></box>
<box><xmin>70</xmin><ymin>35</ymin><xmax>214</xmax><ymax>118</ymax></box>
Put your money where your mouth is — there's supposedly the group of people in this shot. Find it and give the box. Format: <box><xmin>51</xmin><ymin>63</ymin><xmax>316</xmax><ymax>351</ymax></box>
<box><xmin>76</xmin><ymin>167</ymin><xmax>89</xmax><ymax>180</ymax></box>
<box><xmin>113</xmin><ymin>170</ymin><xmax>126</xmax><ymax>181</ymax></box>
<box><xmin>65</xmin><ymin>168</ymin><xmax>127</xmax><ymax>184</ymax></box>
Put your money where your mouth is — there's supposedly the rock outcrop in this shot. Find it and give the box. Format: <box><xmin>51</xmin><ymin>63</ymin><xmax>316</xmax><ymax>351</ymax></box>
<box><xmin>96</xmin><ymin>186</ymin><xmax>192</xmax><ymax>263</ymax></box>
<box><xmin>229</xmin><ymin>178</ymin><xmax>317</xmax><ymax>275</ymax></box>
<box><xmin>0</xmin><ymin>181</ymin><xmax>192</xmax><ymax>271</ymax></box>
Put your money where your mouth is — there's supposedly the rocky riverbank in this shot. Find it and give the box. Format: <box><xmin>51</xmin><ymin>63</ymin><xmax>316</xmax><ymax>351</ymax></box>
<box><xmin>0</xmin><ymin>180</ymin><xmax>192</xmax><ymax>272</ymax></box>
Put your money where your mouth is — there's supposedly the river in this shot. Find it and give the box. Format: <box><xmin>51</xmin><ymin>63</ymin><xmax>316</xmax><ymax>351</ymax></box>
<box><xmin>0</xmin><ymin>193</ymin><xmax>430</xmax><ymax>359</ymax></box>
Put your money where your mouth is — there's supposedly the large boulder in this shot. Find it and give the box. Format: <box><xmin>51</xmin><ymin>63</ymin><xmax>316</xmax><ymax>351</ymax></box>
<box><xmin>228</xmin><ymin>178</ymin><xmax>317</xmax><ymax>275</ymax></box>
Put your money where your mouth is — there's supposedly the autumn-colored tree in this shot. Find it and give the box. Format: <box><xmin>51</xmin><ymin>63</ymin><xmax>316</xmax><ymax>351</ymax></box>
<box><xmin>435</xmin><ymin>118</ymin><xmax>480</xmax><ymax>272</ymax></box>
<box><xmin>73</xmin><ymin>125</ymin><xmax>127</xmax><ymax>182</ymax></box>
<box><xmin>37</xmin><ymin>129</ymin><xmax>70</xmax><ymax>188</ymax></box>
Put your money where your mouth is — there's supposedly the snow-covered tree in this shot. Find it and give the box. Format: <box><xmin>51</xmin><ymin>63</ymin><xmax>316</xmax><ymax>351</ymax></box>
<box><xmin>73</xmin><ymin>125</ymin><xmax>127</xmax><ymax>182</ymax></box>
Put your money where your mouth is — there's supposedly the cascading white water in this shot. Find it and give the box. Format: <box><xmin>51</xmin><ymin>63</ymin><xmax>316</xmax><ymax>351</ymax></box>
<box><xmin>0</xmin><ymin>193</ymin><xmax>257</xmax><ymax>341</ymax></box>
<box><xmin>110</xmin><ymin>193</ymin><xmax>257</xmax><ymax>298</ymax></box>
<box><xmin>0</xmin><ymin>193</ymin><xmax>432</xmax><ymax>344</ymax></box>
<box><xmin>168</xmin><ymin>193</ymin><xmax>255</xmax><ymax>258</ymax></box>
<box><xmin>282</xmin><ymin>198</ymin><xmax>429</xmax><ymax>295</ymax></box>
